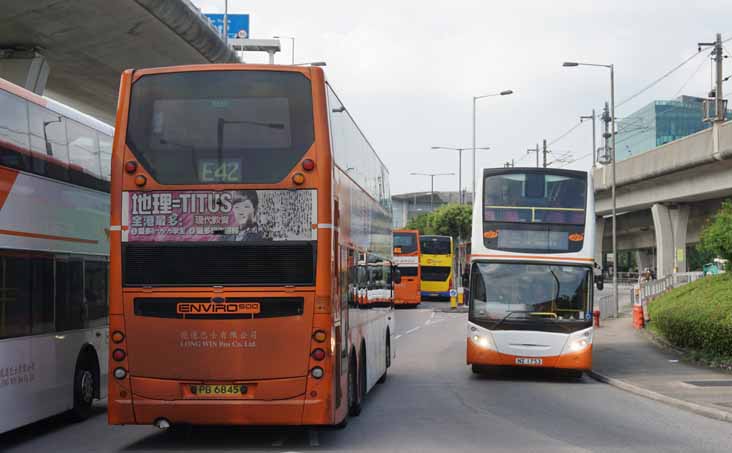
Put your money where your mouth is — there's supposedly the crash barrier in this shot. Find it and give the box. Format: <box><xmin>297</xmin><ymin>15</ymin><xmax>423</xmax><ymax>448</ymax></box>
<box><xmin>631</xmin><ymin>272</ymin><xmax>704</xmax><ymax>328</ymax></box>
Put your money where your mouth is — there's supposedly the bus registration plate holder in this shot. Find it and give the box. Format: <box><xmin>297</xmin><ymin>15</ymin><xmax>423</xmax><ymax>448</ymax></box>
<box><xmin>190</xmin><ymin>384</ymin><xmax>248</xmax><ymax>397</ymax></box>
<box><xmin>515</xmin><ymin>358</ymin><xmax>542</xmax><ymax>366</ymax></box>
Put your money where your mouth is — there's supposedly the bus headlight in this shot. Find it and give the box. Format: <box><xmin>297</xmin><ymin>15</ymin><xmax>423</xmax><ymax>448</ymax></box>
<box><xmin>471</xmin><ymin>335</ymin><xmax>495</xmax><ymax>350</ymax></box>
<box><xmin>566</xmin><ymin>328</ymin><xmax>593</xmax><ymax>353</ymax></box>
<box><xmin>569</xmin><ymin>338</ymin><xmax>590</xmax><ymax>352</ymax></box>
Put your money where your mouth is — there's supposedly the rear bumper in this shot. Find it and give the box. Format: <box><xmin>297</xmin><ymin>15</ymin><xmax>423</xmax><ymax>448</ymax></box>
<box><xmin>113</xmin><ymin>395</ymin><xmax>311</xmax><ymax>425</ymax></box>
<box><xmin>421</xmin><ymin>291</ymin><xmax>450</xmax><ymax>299</ymax></box>
<box><xmin>108</xmin><ymin>374</ymin><xmax>333</xmax><ymax>426</ymax></box>
<box><xmin>466</xmin><ymin>339</ymin><xmax>592</xmax><ymax>371</ymax></box>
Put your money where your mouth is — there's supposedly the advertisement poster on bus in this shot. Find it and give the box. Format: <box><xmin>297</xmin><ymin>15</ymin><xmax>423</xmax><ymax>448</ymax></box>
<box><xmin>122</xmin><ymin>189</ymin><xmax>317</xmax><ymax>242</ymax></box>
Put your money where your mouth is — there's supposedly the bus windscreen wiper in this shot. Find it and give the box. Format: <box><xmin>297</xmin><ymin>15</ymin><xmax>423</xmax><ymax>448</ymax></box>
<box><xmin>492</xmin><ymin>310</ymin><xmax>532</xmax><ymax>330</ymax></box>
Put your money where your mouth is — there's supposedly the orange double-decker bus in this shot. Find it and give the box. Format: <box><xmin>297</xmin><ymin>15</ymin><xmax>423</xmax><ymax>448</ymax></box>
<box><xmin>392</xmin><ymin>229</ymin><xmax>421</xmax><ymax>306</ymax></box>
<box><xmin>107</xmin><ymin>64</ymin><xmax>396</xmax><ymax>428</ymax></box>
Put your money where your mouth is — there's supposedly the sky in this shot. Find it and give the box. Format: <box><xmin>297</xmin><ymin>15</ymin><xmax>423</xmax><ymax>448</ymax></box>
<box><xmin>193</xmin><ymin>0</ymin><xmax>732</xmax><ymax>195</ymax></box>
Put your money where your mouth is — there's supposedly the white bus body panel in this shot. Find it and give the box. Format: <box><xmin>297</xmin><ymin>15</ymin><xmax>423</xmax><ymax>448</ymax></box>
<box><xmin>0</xmin><ymin>171</ymin><xmax>109</xmax><ymax>434</ymax></box>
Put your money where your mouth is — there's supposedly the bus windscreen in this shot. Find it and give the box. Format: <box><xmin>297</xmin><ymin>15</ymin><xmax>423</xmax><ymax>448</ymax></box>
<box><xmin>470</xmin><ymin>262</ymin><xmax>591</xmax><ymax>327</ymax></box>
<box><xmin>126</xmin><ymin>70</ymin><xmax>314</xmax><ymax>184</ymax></box>
<box><xmin>420</xmin><ymin>237</ymin><xmax>451</xmax><ymax>255</ymax></box>
<box><xmin>394</xmin><ymin>232</ymin><xmax>418</xmax><ymax>254</ymax></box>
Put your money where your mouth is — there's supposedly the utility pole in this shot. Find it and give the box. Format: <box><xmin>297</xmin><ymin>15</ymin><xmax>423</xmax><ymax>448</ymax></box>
<box><xmin>600</xmin><ymin>103</ymin><xmax>611</xmax><ymax>163</ymax></box>
<box><xmin>527</xmin><ymin>144</ymin><xmax>540</xmax><ymax>168</ymax></box>
<box><xmin>699</xmin><ymin>33</ymin><xmax>726</xmax><ymax>122</ymax></box>
<box><xmin>580</xmin><ymin>110</ymin><xmax>597</xmax><ymax>167</ymax></box>
<box><xmin>542</xmin><ymin>139</ymin><xmax>549</xmax><ymax>168</ymax></box>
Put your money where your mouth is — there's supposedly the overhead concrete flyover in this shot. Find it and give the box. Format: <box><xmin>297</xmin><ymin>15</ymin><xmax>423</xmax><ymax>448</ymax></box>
<box><xmin>0</xmin><ymin>0</ymin><xmax>238</xmax><ymax>123</ymax></box>
<box><xmin>593</xmin><ymin>119</ymin><xmax>732</xmax><ymax>277</ymax></box>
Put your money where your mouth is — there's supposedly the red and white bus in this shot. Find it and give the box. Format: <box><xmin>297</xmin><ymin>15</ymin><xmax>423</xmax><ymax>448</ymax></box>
<box><xmin>393</xmin><ymin>229</ymin><xmax>421</xmax><ymax>306</ymax></box>
<box><xmin>0</xmin><ymin>78</ymin><xmax>111</xmax><ymax>433</ymax></box>
<box><xmin>467</xmin><ymin>168</ymin><xmax>602</xmax><ymax>378</ymax></box>
<box><xmin>107</xmin><ymin>64</ymin><xmax>396</xmax><ymax>428</ymax></box>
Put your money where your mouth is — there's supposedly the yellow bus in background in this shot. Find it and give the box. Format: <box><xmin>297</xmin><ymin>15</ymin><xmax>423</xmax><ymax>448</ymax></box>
<box><xmin>419</xmin><ymin>235</ymin><xmax>454</xmax><ymax>300</ymax></box>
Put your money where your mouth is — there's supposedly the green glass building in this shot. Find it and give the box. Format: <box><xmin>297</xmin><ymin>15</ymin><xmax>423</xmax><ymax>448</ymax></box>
<box><xmin>615</xmin><ymin>96</ymin><xmax>729</xmax><ymax>161</ymax></box>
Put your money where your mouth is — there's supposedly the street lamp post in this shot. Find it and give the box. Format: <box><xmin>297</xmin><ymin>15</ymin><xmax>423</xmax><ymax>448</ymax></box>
<box><xmin>472</xmin><ymin>90</ymin><xmax>513</xmax><ymax>201</ymax></box>
<box><xmin>410</xmin><ymin>172</ymin><xmax>455</xmax><ymax>210</ymax></box>
<box><xmin>431</xmin><ymin>146</ymin><xmax>490</xmax><ymax>204</ymax></box>
<box><xmin>563</xmin><ymin>61</ymin><xmax>617</xmax><ymax>315</ymax></box>
<box><xmin>273</xmin><ymin>35</ymin><xmax>295</xmax><ymax>64</ymax></box>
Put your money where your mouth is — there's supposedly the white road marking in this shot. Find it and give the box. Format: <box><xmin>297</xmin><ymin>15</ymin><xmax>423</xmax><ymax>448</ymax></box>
<box><xmin>406</xmin><ymin>327</ymin><xmax>420</xmax><ymax>335</ymax></box>
<box><xmin>309</xmin><ymin>430</ymin><xmax>320</xmax><ymax>447</ymax></box>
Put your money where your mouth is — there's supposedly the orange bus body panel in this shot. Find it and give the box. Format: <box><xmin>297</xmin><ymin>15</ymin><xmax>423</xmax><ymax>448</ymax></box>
<box><xmin>393</xmin><ymin>229</ymin><xmax>420</xmax><ymax>306</ymax></box>
<box><xmin>466</xmin><ymin>340</ymin><xmax>592</xmax><ymax>371</ymax></box>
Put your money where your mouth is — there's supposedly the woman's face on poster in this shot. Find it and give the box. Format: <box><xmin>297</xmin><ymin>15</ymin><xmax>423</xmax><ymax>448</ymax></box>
<box><xmin>233</xmin><ymin>199</ymin><xmax>255</xmax><ymax>225</ymax></box>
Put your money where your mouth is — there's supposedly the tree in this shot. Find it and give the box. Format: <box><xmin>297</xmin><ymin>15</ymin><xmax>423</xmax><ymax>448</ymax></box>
<box><xmin>430</xmin><ymin>203</ymin><xmax>472</xmax><ymax>240</ymax></box>
<box><xmin>405</xmin><ymin>212</ymin><xmax>434</xmax><ymax>235</ymax></box>
<box><xmin>698</xmin><ymin>200</ymin><xmax>732</xmax><ymax>262</ymax></box>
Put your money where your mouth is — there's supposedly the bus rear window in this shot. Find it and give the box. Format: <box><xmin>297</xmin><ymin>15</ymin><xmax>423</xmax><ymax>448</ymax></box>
<box><xmin>126</xmin><ymin>70</ymin><xmax>314</xmax><ymax>184</ymax></box>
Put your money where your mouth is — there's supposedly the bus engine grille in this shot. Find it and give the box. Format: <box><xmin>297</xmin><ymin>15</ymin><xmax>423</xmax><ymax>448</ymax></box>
<box><xmin>123</xmin><ymin>242</ymin><xmax>316</xmax><ymax>286</ymax></box>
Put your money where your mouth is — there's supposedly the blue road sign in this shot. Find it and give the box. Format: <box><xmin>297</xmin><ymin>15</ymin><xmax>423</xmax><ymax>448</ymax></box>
<box><xmin>205</xmin><ymin>13</ymin><xmax>250</xmax><ymax>39</ymax></box>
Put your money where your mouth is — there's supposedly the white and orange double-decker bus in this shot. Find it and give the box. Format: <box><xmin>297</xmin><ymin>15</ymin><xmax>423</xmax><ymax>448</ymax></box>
<box><xmin>107</xmin><ymin>65</ymin><xmax>396</xmax><ymax>428</ymax></box>
<box><xmin>392</xmin><ymin>229</ymin><xmax>421</xmax><ymax>307</ymax></box>
<box><xmin>0</xmin><ymin>77</ymin><xmax>111</xmax><ymax>433</ymax></box>
<box><xmin>467</xmin><ymin>168</ymin><xmax>602</xmax><ymax>379</ymax></box>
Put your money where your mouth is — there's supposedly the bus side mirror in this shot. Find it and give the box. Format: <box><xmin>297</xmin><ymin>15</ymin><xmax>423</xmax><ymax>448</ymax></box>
<box><xmin>393</xmin><ymin>267</ymin><xmax>402</xmax><ymax>284</ymax></box>
<box><xmin>595</xmin><ymin>275</ymin><xmax>604</xmax><ymax>291</ymax></box>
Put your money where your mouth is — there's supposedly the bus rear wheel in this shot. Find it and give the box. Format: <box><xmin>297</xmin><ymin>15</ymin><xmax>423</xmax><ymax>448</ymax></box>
<box><xmin>378</xmin><ymin>334</ymin><xmax>390</xmax><ymax>384</ymax></box>
<box><xmin>348</xmin><ymin>353</ymin><xmax>362</xmax><ymax>417</ymax></box>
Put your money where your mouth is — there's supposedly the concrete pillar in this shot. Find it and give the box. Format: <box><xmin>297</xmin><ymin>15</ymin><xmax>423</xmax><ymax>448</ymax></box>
<box><xmin>594</xmin><ymin>216</ymin><xmax>605</xmax><ymax>269</ymax></box>
<box><xmin>651</xmin><ymin>204</ymin><xmax>674</xmax><ymax>278</ymax></box>
<box><xmin>635</xmin><ymin>250</ymin><xmax>653</xmax><ymax>272</ymax></box>
<box><xmin>669</xmin><ymin>205</ymin><xmax>690</xmax><ymax>273</ymax></box>
<box><xmin>0</xmin><ymin>50</ymin><xmax>49</xmax><ymax>95</ymax></box>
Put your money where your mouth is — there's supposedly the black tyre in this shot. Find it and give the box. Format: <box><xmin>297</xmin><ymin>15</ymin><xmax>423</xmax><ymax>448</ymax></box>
<box><xmin>378</xmin><ymin>335</ymin><xmax>390</xmax><ymax>384</ymax></box>
<box><xmin>71</xmin><ymin>359</ymin><xmax>96</xmax><ymax>420</ymax></box>
<box><xmin>471</xmin><ymin>364</ymin><xmax>482</xmax><ymax>374</ymax></box>
<box><xmin>348</xmin><ymin>353</ymin><xmax>362</xmax><ymax>417</ymax></box>
<box><xmin>563</xmin><ymin>370</ymin><xmax>584</xmax><ymax>381</ymax></box>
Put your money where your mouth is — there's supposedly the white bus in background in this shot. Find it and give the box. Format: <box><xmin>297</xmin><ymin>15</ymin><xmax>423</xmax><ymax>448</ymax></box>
<box><xmin>466</xmin><ymin>168</ymin><xmax>603</xmax><ymax>379</ymax></box>
<box><xmin>0</xmin><ymin>77</ymin><xmax>111</xmax><ymax>433</ymax></box>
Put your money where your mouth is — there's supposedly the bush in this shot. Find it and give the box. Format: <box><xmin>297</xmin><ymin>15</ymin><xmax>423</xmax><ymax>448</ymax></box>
<box><xmin>648</xmin><ymin>273</ymin><xmax>732</xmax><ymax>358</ymax></box>
<box><xmin>697</xmin><ymin>199</ymin><xmax>732</xmax><ymax>263</ymax></box>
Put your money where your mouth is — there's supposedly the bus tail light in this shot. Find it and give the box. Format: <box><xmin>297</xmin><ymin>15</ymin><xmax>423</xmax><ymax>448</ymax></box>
<box><xmin>112</xmin><ymin>331</ymin><xmax>125</xmax><ymax>343</ymax></box>
<box><xmin>302</xmin><ymin>159</ymin><xmax>315</xmax><ymax>171</ymax></box>
<box><xmin>310</xmin><ymin>367</ymin><xmax>324</xmax><ymax>379</ymax></box>
<box><xmin>312</xmin><ymin>330</ymin><xmax>327</xmax><ymax>342</ymax></box>
<box><xmin>292</xmin><ymin>173</ymin><xmax>305</xmax><ymax>185</ymax></box>
<box><xmin>311</xmin><ymin>349</ymin><xmax>326</xmax><ymax>361</ymax></box>
<box><xmin>112</xmin><ymin>349</ymin><xmax>127</xmax><ymax>361</ymax></box>
<box><xmin>113</xmin><ymin>367</ymin><xmax>127</xmax><ymax>380</ymax></box>
<box><xmin>134</xmin><ymin>175</ymin><xmax>147</xmax><ymax>187</ymax></box>
<box><xmin>125</xmin><ymin>161</ymin><xmax>138</xmax><ymax>173</ymax></box>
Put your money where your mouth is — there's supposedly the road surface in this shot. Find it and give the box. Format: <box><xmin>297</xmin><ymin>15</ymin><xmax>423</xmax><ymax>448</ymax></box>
<box><xmin>3</xmin><ymin>303</ymin><xmax>731</xmax><ymax>452</ymax></box>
